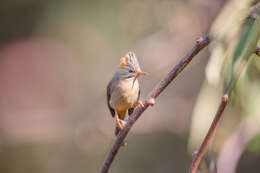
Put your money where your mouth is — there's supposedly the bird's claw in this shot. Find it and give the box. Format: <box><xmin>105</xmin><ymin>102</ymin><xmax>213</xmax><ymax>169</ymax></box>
<box><xmin>137</xmin><ymin>100</ymin><xmax>144</xmax><ymax>108</ymax></box>
<box><xmin>116</xmin><ymin>115</ymin><xmax>126</xmax><ymax>130</ymax></box>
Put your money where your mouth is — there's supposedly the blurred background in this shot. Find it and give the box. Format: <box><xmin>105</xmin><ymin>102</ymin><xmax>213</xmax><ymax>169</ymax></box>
<box><xmin>1</xmin><ymin>0</ymin><xmax>260</xmax><ymax>173</ymax></box>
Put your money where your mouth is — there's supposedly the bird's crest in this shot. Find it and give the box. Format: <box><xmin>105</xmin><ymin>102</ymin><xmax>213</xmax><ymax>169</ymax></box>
<box><xmin>119</xmin><ymin>52</ymin><xmax>141</xmax><ymax>71</ymax></box>
<box><xmin>120</xmin><ymin>53</ymin><xmax>129</xmax><ymax>69</ymax></box>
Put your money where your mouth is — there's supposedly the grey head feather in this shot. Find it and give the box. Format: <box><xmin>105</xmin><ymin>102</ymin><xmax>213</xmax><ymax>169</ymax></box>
<box><xmin>113</xmin><ymin>51</ymin><xmax>142</xmax><ymax>79</ymax></box>
<box><xmin>125</xmin><ymin>51</ymin><xmax>141</xmax><ymax>72</ymax></box>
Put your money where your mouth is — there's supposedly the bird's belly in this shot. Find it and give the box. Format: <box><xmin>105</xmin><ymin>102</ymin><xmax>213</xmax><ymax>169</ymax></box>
<box><xmin>110</xmin><ymin>80</ymin><xmax>139</xmax><ymax>111</ymax></box>
<box><xmin>112</xmin><ymin>94</ymin><xmax>137</xmax><ymax>111</ymax></box>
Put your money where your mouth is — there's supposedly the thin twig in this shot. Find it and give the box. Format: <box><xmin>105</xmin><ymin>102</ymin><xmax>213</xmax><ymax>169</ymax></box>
<box><xmin>100</xmin><ymin>35</ymin><xmax>210</xmax><ymax>173</ymax></box>
<box><xmin>189</xmin><ymin>87</ymin><xmax>230</xmax><ymax>173</ymax></box>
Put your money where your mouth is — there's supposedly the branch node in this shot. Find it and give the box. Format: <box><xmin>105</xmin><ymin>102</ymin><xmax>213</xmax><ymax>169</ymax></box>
<box><xmin>222</xmin><ymin>94</ymin><xmax>229</xmax><ymax>103</ymax></box>
<box><xmin>192</xmin><ymin>151</ymin><xmax>198</xmax><ymax>161</ymax></box>
<box><xmin>196</xmin><ymin>37</ymin><xmax>204</xmax><ymax>44</ymax></box>
<box><xmin>256</xmin><ymin>46</ymin><xmax>260</xmax><ymax>56</ymax></box>
<box><xmin>147</xmin><ymin>98</ymin><xmax>155</xmax><ymax>106</ymax></box>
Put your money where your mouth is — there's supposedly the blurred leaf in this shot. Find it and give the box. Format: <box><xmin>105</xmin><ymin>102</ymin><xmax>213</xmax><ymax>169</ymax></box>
<box><xmin>234</xmin><ymin>54</ymin><xmax>260</xmax><ymax>116</ymax></box>
<box><xmin>247</xmin><ymin>134</ymin><xmax>260</xmax><ymax>152</ymax></box>
<box><xmin>222</xmin><ymin>12</ymin><xmax>260</xmax><ymax>89</ymax></box>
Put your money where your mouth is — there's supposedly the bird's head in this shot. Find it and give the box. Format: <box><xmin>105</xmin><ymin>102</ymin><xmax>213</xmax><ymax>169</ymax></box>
<box><xmin>117</xmin><ymin>52</ymin><xmax>148</xmax><ymax>81</ymax></box>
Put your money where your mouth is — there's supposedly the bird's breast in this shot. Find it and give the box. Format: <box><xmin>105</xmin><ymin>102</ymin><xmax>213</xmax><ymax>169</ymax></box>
<box><xmin>110</xmin><ymin>78</ymin><xmax>139</xmax><ymax>111</ymax></box>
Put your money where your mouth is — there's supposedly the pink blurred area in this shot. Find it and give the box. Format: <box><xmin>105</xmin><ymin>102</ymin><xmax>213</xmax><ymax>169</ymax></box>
<box><xmin>0</xmin><ymin>39</ymin><xmax>75</xmax><ymax>142</ymax></box>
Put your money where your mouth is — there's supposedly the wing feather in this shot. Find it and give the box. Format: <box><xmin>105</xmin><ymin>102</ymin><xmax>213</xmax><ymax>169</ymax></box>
<box><xmin>107</xmin><ymin>81</ymin><xmax>115</xmax><ymax>117</ymax></box>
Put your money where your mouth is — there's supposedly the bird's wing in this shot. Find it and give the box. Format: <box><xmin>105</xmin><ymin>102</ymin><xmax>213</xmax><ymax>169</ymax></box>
<box><xmin>107</xmin><ymin>81</ymin><xmax>115</xmax><ymax>117</ymax></box>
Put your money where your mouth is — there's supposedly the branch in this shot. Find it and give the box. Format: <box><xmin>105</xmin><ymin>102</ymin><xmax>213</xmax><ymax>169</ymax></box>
<box><xmin>189</xmin><ymin>87</ymin><xmax>230</xmax><ymax>173</ymax></box>
<box><xmin>99</xmin><ymin>35</ymin><xmax>210</xmax><ymax>173</ymax></box>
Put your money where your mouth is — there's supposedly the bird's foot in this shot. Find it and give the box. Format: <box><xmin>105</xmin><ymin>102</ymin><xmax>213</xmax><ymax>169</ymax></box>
<box><xmin>136</xmin><ymin>100</ymin><xmax>144</xmax><ymax>108</ymax></box>
<box><xmin>116</xmin><ymin>115</ymin><xmax>127</xmax><ymax>130</ymax></box>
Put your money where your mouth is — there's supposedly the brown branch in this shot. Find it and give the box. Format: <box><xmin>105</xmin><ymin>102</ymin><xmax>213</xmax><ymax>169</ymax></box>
<box><xmin>189</xmin><ymin>87</ymin><xmax>230</xmax><ymax>173</ymax></box>
<box><xmin>99</xmin><ymin>34</ymin><xmax>210</xmax><ymax>173</ymax></box>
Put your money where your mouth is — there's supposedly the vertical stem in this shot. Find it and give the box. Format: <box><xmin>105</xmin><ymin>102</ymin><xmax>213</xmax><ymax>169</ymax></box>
<box><xmin>189</xmin><ymin>88</ymin><xmax>230</xmax><ymax>173</ymax></box>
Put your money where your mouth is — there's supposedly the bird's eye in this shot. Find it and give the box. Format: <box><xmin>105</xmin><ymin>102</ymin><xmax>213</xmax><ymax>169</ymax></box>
<box><xmin>128</xmin><ymin>69</ymin><xmax>134</xmax><ymax>73</ymax></box>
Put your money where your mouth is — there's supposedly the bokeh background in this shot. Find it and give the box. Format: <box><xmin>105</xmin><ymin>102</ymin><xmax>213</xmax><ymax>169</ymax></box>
<box><xmin>1</xmin><ymin>0</ymin><xmax>260</xmax><ymax>173</ymax></box>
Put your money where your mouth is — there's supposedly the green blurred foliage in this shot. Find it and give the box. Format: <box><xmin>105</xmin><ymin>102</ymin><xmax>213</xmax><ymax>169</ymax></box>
<box><xmin>248</xmin><ymin>134</ymin><xmax>260</xmax><ymax>152</ymax></box>
<box><xmin>222</xmin><ymin>11</ymin><xmax>260</xmax><ymax>90</ymax></box>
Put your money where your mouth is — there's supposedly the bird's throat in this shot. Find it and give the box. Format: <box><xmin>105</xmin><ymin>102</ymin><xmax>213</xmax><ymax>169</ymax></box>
<box><xmin>132</xmin><ymin>75</ymin><xmax>139</xmax><ymax>89</ymax></box>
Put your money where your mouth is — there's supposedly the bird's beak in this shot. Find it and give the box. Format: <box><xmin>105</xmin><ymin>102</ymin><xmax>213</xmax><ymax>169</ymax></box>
<box><xmin>136</xmin><ymin>70</ymin><xmax>148</xmax><ymax>76</ymax></box>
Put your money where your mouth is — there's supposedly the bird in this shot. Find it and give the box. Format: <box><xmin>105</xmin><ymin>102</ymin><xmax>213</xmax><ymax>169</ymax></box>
<box><xmin>107</xmin><ymin>52</ymin><xmax>148</xmax><ymax>136</ymax></box>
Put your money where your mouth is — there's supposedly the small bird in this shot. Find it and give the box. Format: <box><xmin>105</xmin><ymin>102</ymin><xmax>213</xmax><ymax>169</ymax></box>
<box><xmin>107</xmin><ymin>52</ymin><xmax>148</xmax><ymax>136</ymax></box>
